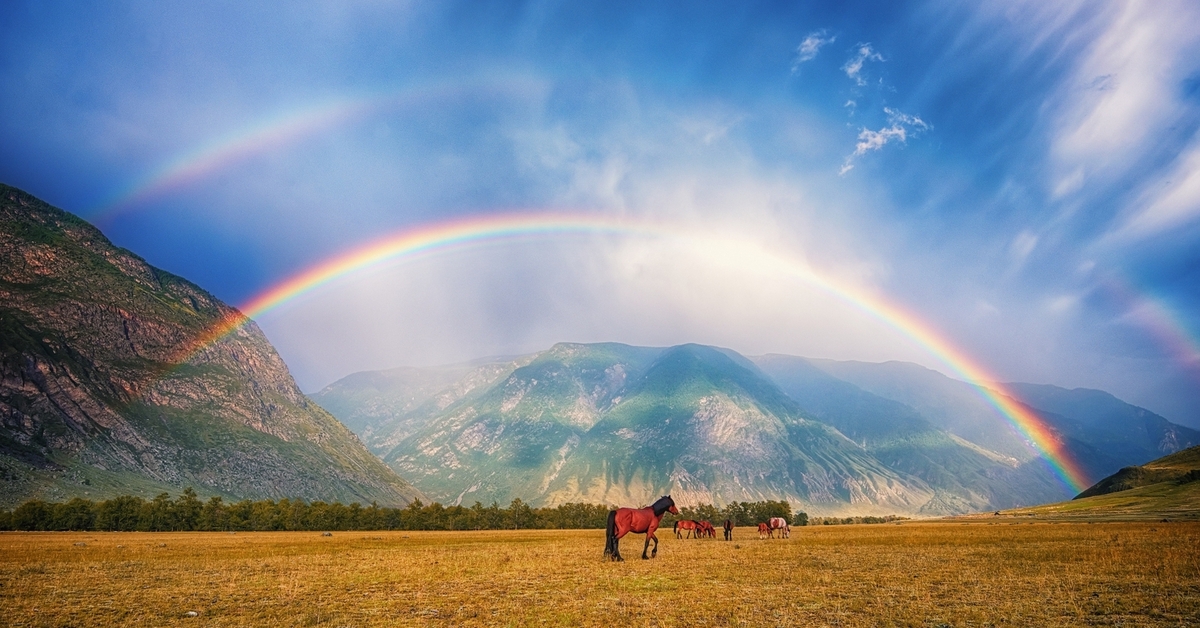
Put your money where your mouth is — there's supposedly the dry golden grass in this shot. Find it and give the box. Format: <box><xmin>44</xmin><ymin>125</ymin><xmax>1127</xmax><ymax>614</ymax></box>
<box><xmin>2</xmin><ymin>522</ymin><xmax>1198</xmax><ymax>627</ymax></box>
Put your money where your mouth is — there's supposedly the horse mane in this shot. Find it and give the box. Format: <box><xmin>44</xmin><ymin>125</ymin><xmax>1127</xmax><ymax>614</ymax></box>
<box><xmin>649</xmin><ymin>495</ymin><xmax>675</xmax><ymax>517</ymax></box>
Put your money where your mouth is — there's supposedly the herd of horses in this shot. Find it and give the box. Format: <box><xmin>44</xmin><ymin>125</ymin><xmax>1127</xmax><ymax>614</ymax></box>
<box><xmin>603</xmin><ymin>495</ymin><xmax>793</xmax><ymax>561</ymax></box>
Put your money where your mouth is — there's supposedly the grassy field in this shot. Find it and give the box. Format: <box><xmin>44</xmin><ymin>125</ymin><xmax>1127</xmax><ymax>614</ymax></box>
<box><xmin>2</xmin><ymin>522</ymin><xmax>1198</xmax><ymax>627</ymax></box>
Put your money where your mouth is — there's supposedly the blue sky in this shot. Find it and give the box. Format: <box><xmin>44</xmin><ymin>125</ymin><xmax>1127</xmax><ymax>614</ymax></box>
<box><xmin>3</xmin><ymin>1</ymin><xmax>1199</xmax><ymax>427</ymax></box>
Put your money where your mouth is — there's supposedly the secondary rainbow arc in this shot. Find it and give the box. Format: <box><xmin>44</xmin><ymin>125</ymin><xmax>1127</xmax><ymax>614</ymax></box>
<box><xmin>174</xmin><ymin>212</ymin><xmax>1092</xmax><ymax>494</ymax></box>
<box><xmin>88</xmin><ymin>77</ymin><xmax>546</xmax><ymax>224</ymax></box>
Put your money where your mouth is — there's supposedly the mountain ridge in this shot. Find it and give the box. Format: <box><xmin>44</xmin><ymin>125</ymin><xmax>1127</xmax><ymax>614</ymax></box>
<box><xmin>315</xmin><ymin>344</ymin><xmax>1199</xmax><ymax>515</ymax></box>
<box><xmin>0</xmin><ymin>184</ymin><xmax>423</xmax><ymax>507</ymax></box>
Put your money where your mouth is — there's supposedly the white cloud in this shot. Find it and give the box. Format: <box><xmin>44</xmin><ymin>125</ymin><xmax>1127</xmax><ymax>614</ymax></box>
<box><xmin>1039</xmin><ymin>1</ymin><xmax>1200</xmax><ymax>236</ymax></box>
<box><xmin>842</xmin><ymin>43</ymin><xmax>884</xmax><ymax>86</ymax></box>
<box><xmin>1009</xmin><ymin>230</ymin><xmax>1039</xmax><ymax>263</ymax></box>
<box><xmin>1047</xmin><ymin>294</ymin><xmax>1079</xmax><ymax>314</ymax></box>
<box><xmin>792</xmin><ymin>30</ymin><xmax>836</xmax><ymax>71</ymax></box>
<box><xmin>1052</xmin><ymin>167</ymin><xmax>1085</xmax><ymax>199</ymax></box>
<box><xmin>840</xmin><ymin>108</ymin><xmax>929</xmax><ymax>174</ymax></box>
<box><xmin>1110</xmin><ymin>138</ymin><xmax>1200</xmax><ymax>240</ymax></box>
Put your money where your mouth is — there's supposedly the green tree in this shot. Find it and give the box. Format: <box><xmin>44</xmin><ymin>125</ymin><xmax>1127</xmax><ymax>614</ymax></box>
<box><xmin>174</xmin><ymin>488</ymin><xmax>203</xmax><ymax>531</ymax></box>
<box><xmin>97</xmin><ymin>495</ymin><xmax>144</xmax><ymax>531</ymax></box>
<box><xmin>11</xmin><ymin>500</ymin><xmax>51</xmax><ymax>531</ymax></box>
<box><xmin>139</xmin><ymin>493</ymin><xmax>175</xmax><ymax>531</ymax></box>
<box><xmin>508</xmin><ymin>498</ymin><xmax>534</xmax><ymax>529</ymax></box>
<box><xmin>401</xmin><ymin>499</ymin><xmax>426</xmax><ymax>530</ymax></box>
<box><xmin>52</xmin><ymin>498</ymin><xmax>97</xmax><ymax>531</ymax></box>
<box><xmin>199</xmin><ymin>496</ymin><xmax>227</xmax><ymax>531</ymax></box>
<box><xmin>250</xmin><ymin>500</ymin><xmax>282</xmax><ymax>530</ymax></box>
<box><xmin>227</xmin><ymin>500</ymin><xmax>254</xmax><ymax>531</ymax></box>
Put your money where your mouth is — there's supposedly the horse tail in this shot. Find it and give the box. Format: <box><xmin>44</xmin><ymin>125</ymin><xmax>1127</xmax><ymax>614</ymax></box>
<box><xmin>604</xmin><ymin>509</ymin><xmax>618</xmax><ymax>558</ymax></box>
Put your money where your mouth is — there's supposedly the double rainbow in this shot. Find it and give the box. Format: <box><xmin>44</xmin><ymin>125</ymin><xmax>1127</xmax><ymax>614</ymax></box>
<box><xmin>173</xmin><ymin>212</ymin><xmax>1092</xmax><ymax>493</ymax></box>
<box><xmin>88</xmin><ymin>76</ymin><xmax>544</xmax><ymax>224</ymax></box>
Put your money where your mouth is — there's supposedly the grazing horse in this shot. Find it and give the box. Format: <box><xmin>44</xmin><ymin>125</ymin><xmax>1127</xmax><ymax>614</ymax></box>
<box><xmin>673</xmin><ymin>519</ymin><xmax>700</xmax><ymax>539</ymax></box>
<box><xmin>604</xmin><ymin>495</ymin><xmax>679</xmax><ymax>561</ymax></box>
<box><xmin>698</xmin><ymin>520</ymin><xmax>716</xmax><ymax>538</ymax></box>
<box><xmin>757</xmin><ymin>522</ymin><xmax>770</xmax><ymax>539</ymax></box>
<box><xmin>723</xmin><ymin>519</ymin><xmax>733</xmax><ymax>541</ymax></box>
<box><xmin>768</xmin><ymin>517</ymin><xmax>791</xmax><ymax>539</ymax></box>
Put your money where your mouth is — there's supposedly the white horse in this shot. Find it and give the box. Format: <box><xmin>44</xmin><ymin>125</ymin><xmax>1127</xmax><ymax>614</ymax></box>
<box><xmin>768</xmin><ymin>517</ymin><xmax>790</xmax><ymax>539</ymax></box>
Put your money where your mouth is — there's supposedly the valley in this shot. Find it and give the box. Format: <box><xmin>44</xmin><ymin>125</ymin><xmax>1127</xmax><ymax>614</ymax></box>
<box><xmin>3</xmin><ymin>522</ymin><xmax>1196</xmax><ymax>626</ymax></box>
<box><xmin>314</xmin><ymin>343</ymin><xmax>1199</xmax><ymax>515</ymax></box>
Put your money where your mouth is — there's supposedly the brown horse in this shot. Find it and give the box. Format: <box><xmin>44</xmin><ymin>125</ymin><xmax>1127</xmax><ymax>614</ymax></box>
<box><xmin>768</xmin><ymin>516</ymin><xmax>791</xmax><ymax>539</ymax></box>
<box><xmin>604</xmin><ymin>496</ymin><xmax>679</xmax><ymax>561</ymax></box>
<box><xmin>757</xmin><ymin>522</ymin><xmax>770</xmax><ymax>539</ymax></box>
<box><xmin>698</xmin><ymin>520</ymin><xmax>716</xmax><ymax>538</ymax></box>
<box><xmin>673</xmin><ymin>518</ymin><xmax>700</xmax><ymax>539</ymax></box>
<box><xmin>723</xmin><ymin>518</ymin><xmax>733</xmax><ymax>541</ymax></box>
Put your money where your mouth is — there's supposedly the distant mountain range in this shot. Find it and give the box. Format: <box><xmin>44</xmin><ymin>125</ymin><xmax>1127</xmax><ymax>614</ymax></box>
<box><xmin>5</xmin><ymin>183</ymin><xmax>1194</xmax><ymax>518</ymax></box>
<box><xmin>0</xmin><ymin>184</ymin><xmax>423</xmax><ymax>508</ymax></box>
<box><xmin>313</xmin><ymin>342</ymin><xmax>1200</xmax><ymax>515</ymax></box>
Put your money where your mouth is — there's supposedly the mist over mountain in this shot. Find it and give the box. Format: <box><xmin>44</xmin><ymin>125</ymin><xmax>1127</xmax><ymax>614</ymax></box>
<box><xmin>751</xmin><ymin>354</ymin><xmax>1065</xmax><ymax>511</ymax></box>
<box><xmin>314</xmin><ymin>341</ymin><xmax>1197</xmax><ymax>515</ymax></box>
<box><xmin>0</xmin><ymin>185</ymin><xmax>423</xmax><ymax>507</ymax></box>
<box><xmin>802</xmin><ymin>359</ymin><xmax>1199</xmax><ymax>482</ymax></box>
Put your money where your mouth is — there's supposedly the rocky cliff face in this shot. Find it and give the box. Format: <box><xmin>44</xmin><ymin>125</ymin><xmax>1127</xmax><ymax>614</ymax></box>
<box><xmin>327</xmin><ymin>343</ymin><xmax>941</xmax><ymax>515</ymax></box>
<box><xmin>319</xmin><ymin>342</ymin><xmax>1200</xmax><ymax>515</ymax></box>
<box><xmin>0</xmin><ymin>184</ymin><xmax>423</xmax><ymax>507</ymax></box>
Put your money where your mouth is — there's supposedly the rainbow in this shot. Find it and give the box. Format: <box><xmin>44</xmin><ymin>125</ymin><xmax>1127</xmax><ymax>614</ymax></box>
<box><xmin>89</xmin><ymin>98</ymin><xmax>375</xmax><ymax>224</ymax></box>
<box><xmin>1101</xmin><ymin>275</ymin><xmax>1200</xmax><ymax>377</ymax></box>
<box><xmin>88</xmin><ymin>77</ymin><xmax>544</xmax><ymax>224</ymax></box>
<box><xmin>169</xmin><ymin>212</ymin><xmax>1093</xmax><ymax>493</ymax></box>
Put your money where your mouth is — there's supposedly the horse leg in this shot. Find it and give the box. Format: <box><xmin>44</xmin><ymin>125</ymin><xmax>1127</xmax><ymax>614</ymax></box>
<box><xmin>642</xmin><ymin>532</ymin><xmax>659</xmax><ymax>559</ymax></box>
<box><xmin>611</xmin><ymin>532</ymin><xmax>624</xmax><ymax>562</ymax></box>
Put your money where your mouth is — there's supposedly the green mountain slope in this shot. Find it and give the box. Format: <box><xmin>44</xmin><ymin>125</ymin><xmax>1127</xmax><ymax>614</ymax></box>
<box><xmin>311</xmin><ymin>356</ymin><xmax>533</xmax><ymax>455</ymax></box>
<box><xmin>543</xmin><ymin>345</ymin><xmax>934</xmax><ymax>512</ymax></box>
<box><xmin>803</xmin><ymin>358</ymin><xmax>1188</xmax><ymax>486</ymax></box>
<box><xmin>321</xmin><ymin>344</ymin><xmax>1197</xmax><ymax>516</ymax></box>
<box><xmin>1076</xmin><ymin>445</ymin><xmax>1200</xmax><ymax>499</ymax></box>
<box><xmin>806</xmin><ymin>359</ymin><xmax>1039</xmax><ymax>460</ymax></box>
<box><xmin>1005</xmin><ymin>383</ymin><xmax>1199</xmax><ymax>466</ymax></box>
<box><xmin>0</xmin><ymin>184</ymin><xmax>423</xmax><ymax>507</ymax></box>
<box><xmin>366</xmin><ymin>343</ymin><xmax>936</xmax><ymax>514</ymax></box>
<box><xmin>995</xmin><ymin>446</ymin><xmax>1200</xmax><ymax>521</ymax></box>
<box><xmin>753</xmin><ymin>354</ymin><xmax>1066</xmax><ymax>509</ymax></box>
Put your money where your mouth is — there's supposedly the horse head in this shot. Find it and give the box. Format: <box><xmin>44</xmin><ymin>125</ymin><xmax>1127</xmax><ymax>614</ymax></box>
<box><xmin>650</xmin><ymin>495</ymin><xmax>679</xmax><ymax>516</ymax></box>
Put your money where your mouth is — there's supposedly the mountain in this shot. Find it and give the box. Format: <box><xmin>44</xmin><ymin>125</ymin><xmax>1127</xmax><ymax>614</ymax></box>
<box><xmin>312</xmin><ymin>355</ymin><xmax>534</xmax><ymax>456</ymax></box>
<box><xmin>0</xmin><ymin>184</ymin><xmax>423</xmax><ymax>508</ymax></box>
<box><xmin>802</xmin><ymin>359</ymin><xmax>1038</xmax><ymax>459</ymax></box>
<box><xmin>378</xmin><ymin>343</ymin><xmax>938</xmax><ymax>514</ymax></box>
<box><xmin>993</xmin><ymin>445</ymin><xmax>1200</xmax><ymax>521</ymax></box>
<box><xmin>752</xmin><ymin>354</ymin><xmax>1065</xmax><ymax>510</ymax></box>
<box><xmin>318</xmin><ymin>343</ymin><xmax>1200</xmax><ymax>516</ymax></box>
<box><xmin>1003</xmin><ymin>383</ymin><xmax>1200</xmax><ymax>466</ymax></box>
<box><xmin>797</xmin><ymin>358</ymin><xmax>1192</xmax><ymax>482</ymax></box>
<box><xmin>321</xmin><ymin>343</ymin><xmax>1035</xmax><ymax>515</ymax></box>
<box><xmin>1075</xmin><ymin>445</ymin><xmax>1200</xmax><ymax>500</ymax></box>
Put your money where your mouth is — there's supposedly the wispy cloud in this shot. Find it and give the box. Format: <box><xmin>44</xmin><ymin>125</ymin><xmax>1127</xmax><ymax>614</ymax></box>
<box><xmin>1041</xmin><ymin>1</ymin><xmax>1200</xmax><ymax>238</ymax></box>
<box><xmin>1109</xmin><ymin>139</ymin><xmax>1200</xmax><ymax>241</ymax></box>
<box><xmin>1009</xmin><ymin>230</ymin><xmax>1039</xmax><ymax>263</ymax></box>
<box><xmin>792</xmin><ymin>30</ymin><xmax>836</xmax><ymax>72</ymax></box>
<box><xmin>840</xmin><ymin>108</ymin><xmax>929</xmax><ymax>174</ymax></box>
<box><xmin>842</xmin><ymin>43</ymin><xmax>884</xmax><ymax>86</ymax></box>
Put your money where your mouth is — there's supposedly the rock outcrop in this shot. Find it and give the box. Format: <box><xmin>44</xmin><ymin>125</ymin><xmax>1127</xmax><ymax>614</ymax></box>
<box><xmin>0</xmin><ymin>184</ymin><xmax>423</xmax><ymax>507</ymax></box>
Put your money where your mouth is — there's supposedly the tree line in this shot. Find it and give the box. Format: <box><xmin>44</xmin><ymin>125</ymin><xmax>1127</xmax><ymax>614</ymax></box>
<box><xmin>809</xmin><ymin>515</ymin><xmax>908</xmax><ymax>525</ymax></box>
<box><xmin>667</xmin><ymin>500</ymin><xmax>808</xmax><ymax>528</ymax></box>
<box><xmin>0</xmin><ymin>490</ymin><xmax>810</xmax><ymax>532</ymax></box>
